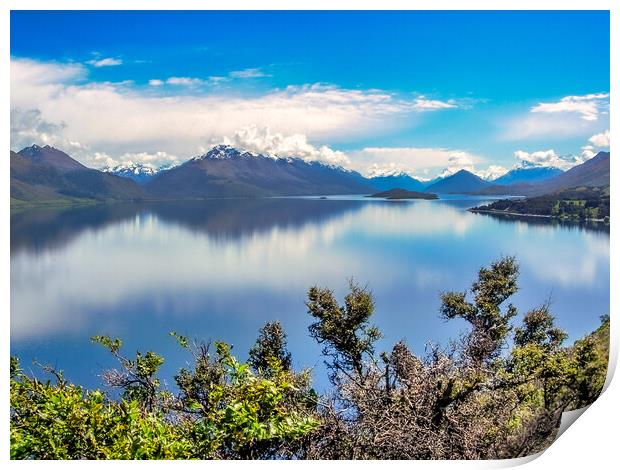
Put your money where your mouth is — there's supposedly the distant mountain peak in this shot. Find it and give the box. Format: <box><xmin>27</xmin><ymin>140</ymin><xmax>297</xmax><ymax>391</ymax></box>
<box><xmin>367</xmin><ymin>167</ymin><xmax>411</xmax><ymax>178</ymax></box>
<box><xmin>492</xmin><ymin>166</ymin><xmax>564</xmax><ymax>186</ymax></box>
<box><xmin>452</xmin><ymin>169</ymin><xmax>477</xmax><ymax>177</ymax></box>
<box><xmin>194</xmin><ymin>144</ymin><xmax>261</xmax><ymax>161</ymax></box>
<box><xmin>191</xmin><ymin>145</ymin><xmax>348</xmax><ymax>171</ymax></box>
<box><xmin>17</xmin><ymin>144</ymin><xmax>87</xmax><ymax>172</ymax></box>
<box><xmin>102</xmin><ymin>161</ymin><xmax>176</xmax><ymax>184</ymax></box>
<box><xmin>20</xmin><ymin>143</ymin><xmax>54</xmax><ymax>154</ymax></box>
<box><xmin>147</xmin><ymin>145</ymin><xmax>372</xmax><ymax>197</ymax></box>
<box><xmin>102</xmin><ymin>162</ymin><xmax>157</xmax><ymax>174</ymax></box>
<box><xmin>425</xmin><ymin>168</ymin><xmax>491</xmax><ymax>194</ymax></box>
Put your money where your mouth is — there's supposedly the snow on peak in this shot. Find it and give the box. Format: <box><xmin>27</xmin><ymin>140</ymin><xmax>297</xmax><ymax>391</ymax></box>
<box><xmin>367</xmin><ymin>167</ymin><xmax>411</xmax><ymax>178</ymax></box>
<box><xmin>102</xmin><ymin>162</ymin><xmax>158</xmax><ymax>175</ymax></box>
<box><xmin>194</xmin><ymin>145</ymin><xmax>284</xmax><ymax>162</ymax></box>
<box><xmin>191</xmin><ymin>145</ymin><xmax>352</xmax><ymax>173</ymax></box>
<box><xmin>193</xmin><ymin>144</ymin><xmax>255</xmax><ymax>161</ymax></box>
<box><xmin>100</xmin><ymin>162</ymin><xmax>177</xmax><ymax>184</ymax></box>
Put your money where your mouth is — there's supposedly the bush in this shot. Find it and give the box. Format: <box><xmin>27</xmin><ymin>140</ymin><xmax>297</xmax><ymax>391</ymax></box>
<box><xmin>10</xmin><ymin>335</ymin><xmax>319</xmax><ymax>459</ymax></box>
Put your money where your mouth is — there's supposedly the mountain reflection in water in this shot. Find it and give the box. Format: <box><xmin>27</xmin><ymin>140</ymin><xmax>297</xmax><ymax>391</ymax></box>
<box><xmin>11</xmin><ymin>197</ymin><xmax>609</xmax><ymax>392</ymax></box>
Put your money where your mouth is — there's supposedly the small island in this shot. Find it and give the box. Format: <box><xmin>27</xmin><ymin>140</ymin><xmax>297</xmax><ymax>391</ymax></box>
<box><xmin>367</xmin><ymin>188</ymin><xmax>439</xmax><ymax>200</ymax></box>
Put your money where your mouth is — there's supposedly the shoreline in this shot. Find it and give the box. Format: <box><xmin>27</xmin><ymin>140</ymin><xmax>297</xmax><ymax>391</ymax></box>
<box><xmin>468</xmin><ymin>208</ymin><xmax>608</xmax><ymax>223</ymax></box>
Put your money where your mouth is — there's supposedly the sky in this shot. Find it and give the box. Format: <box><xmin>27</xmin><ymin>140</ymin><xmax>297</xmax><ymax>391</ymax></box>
<box><xmin>10</xmin><ymin>10</ymin><xmax>610</xmax><ymax>179</ymax></box>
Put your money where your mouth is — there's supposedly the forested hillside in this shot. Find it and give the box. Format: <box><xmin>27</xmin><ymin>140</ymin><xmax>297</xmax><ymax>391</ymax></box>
<box><xmin>471</xmin><ymin>186</ymin><xmax>610</xmax><ymax>222</ymax></box>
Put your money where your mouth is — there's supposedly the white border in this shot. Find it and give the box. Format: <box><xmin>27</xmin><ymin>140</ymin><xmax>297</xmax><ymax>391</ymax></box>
<box><xmin>1</xmin><ymin>2</ymin><xmax>616</xmax><ymax>469</ymax></box>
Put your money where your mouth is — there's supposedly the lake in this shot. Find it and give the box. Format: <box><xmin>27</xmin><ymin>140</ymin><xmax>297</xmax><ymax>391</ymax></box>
<box><xmin>11</xmin><ymin>196</ymin><xmax>610</xmax><ymax>392</ymax></box>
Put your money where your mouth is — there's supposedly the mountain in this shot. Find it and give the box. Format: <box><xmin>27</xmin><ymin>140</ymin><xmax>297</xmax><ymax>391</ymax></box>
<box><xmin>541</xmin><ymin>151</ymin><xmax>609</xmax><ymax>193</ymax></box>
<box><xmin>425</xmin><ymin>169</ymin><xmax>492</xmax><ymax>194</ymax></box>
<box><xmin>492</xmin><ymin>166</ymin><xmax>564</xmax><ymax>186</ymax></box>
<box><xmin>16</xmin><ymin>144</ymin><xmax>87</xmax><ymax>173</ymax></box>
<box><xmin>475</xmin><ymin>152</ymin><xmax>610</xmax><ymax>196</ymax></box>
<box><xmin>11</xmin><ymin>145</ymin><xmax>148</xmax><ymax>205</ymax></box>
<box><xmin>367</xmin><ymin>173</ymin><xmax>428</xmax><ymax>192</ymax></box>
<box><xmin>101</xmin><ymin>163</ymin><xmax>175</xmax><ymax>184</ymax></box>
<box><xmin>146</xmin><ymin>145</ymin><xmax>374</xmax><ymax>198</ymax></box>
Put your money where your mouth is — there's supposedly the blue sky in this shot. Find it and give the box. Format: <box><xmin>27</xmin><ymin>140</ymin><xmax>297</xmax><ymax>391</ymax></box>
<box><xmin>10</xmin><ymin>11</ymin><xmax>610</xmax><ymax>179</ymax></box>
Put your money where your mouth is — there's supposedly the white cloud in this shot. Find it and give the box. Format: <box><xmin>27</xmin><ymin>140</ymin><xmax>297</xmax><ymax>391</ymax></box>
<box><xmin>154</xmin><ymin>68</ymin><xmax>270</xmax><ymax>87</ymax></box>
<box><xmin>10</xmin><ymin>58</ymin><xmax>462</xmax><ymax>164</ymax></box>
<box><xmin>87</xmin><ymin>57</ymin><xmax>123</xmax><ymax>67</ymax></box>
<box><xmin>437</xmin><ymin>152</ymin><xmax>476</xmax><ymax>177</ymax></box>
<box><xmin>588</xmin><ymin>129</ymin><xmax>610</xmax><ymax>147</ymax></box>
<box><xmin>10</xmin><ymin>107</ymin><xmax>90</xmax><ymax>156</ymax></box>
<box><xmin>476</xmin><ymin>165</ymin><xmax>508</xmax><ymax>181</ymax></box>
<box><xmin>531</xmin><ymin>93</ymin><xmax>609</xmax><ymax>121</ymax></box>
<box><xmin>11</xmin><ymin>57</ymin><xmax>86</xmax><ymax>85</ymax></box>
<box><xmin>219</xmin><ymin>125</ymin><xmax>350</xmax><ymax>166</ymax></box>
<box><xmin>365</xmin><ymin>163</ymin><xmax>413</xmax><ymax>178</ymax></box>
<box><xmin>347</xmin><ymin>147</ymin><xmax>484</xmax><ymax>178</ymax></box>
<box><xmin>513</xmin><ymin>149</ymin><xmax>588</xmax><ymax>171</ymax></box>
<box><xmin>165</xmin><ymin>76</ymin><xmax>206</xmax><ymax>86</ymax></box>
<box><xmin>9</xmin><ymin>107</ymin><xmax>181</xmax><ymax>168</ymax></box>
<box><xmin>91</xmin><ymin>151</ymin><xmax>180</xmax><ymax>169</ymax></box>
<box><xmin>501</xmin><ymin>92</ymin><xmax>609</xmax><ymax>140</ymax></box>
<box><xmin>580</xmin><ymin>145</ymin><xmax>596</xmax><ymax>160</ymax></box>
<box><xmin>229</xmin><ymin>68</ymin><xmax>270</xmax><ymax>79</ymax></box>
<box><xmin>432</xmin><ymin>154</ymin><xmax>505</xmax><ymax>180</ymax></box>
<box><xmin>513</xmin><ymin>127</ymin><xmax>610</xmax><ymax>172</ymax></box>
<box><xmin>413</xmin><ymin>96</ymin><xmax>457</xmax><ymax>110</ymax></box>
<box><xmin>10</xmin><ymin>108</ymin><xmax>66</xmax><ymax>149</ymax></box>
<box><xmin>150</xmin><ymin>75</ymin><xmax>234</xmax><ymax>87</ymax></box>
<box><xmin>208</xmin><ymin>76</ymin><xmax>227</xmax><ymax>83</ymax></box>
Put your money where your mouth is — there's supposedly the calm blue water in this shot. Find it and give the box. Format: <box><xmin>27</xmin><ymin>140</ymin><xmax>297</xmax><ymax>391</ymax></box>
<box><xmin>11</xmin><ymin>197</ymin><xmax>610</xmax><ymax>392</ymax></box>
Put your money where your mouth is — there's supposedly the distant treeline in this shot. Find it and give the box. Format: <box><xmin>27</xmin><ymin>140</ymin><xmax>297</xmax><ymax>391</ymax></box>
<box><xmin>10</xmin><ymin>257</ymin><xmax>609</xmax><ymax>460</ymax></box>
<box><xmin>471</xmin><ymin>186</ymin><xmax>610</xmax><ymax>222</ymax></box>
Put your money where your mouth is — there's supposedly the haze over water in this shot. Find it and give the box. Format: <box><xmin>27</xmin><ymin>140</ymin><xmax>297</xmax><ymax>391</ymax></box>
<box><xmin>11</xmin><ymin>196</ymin><xmax>609</xmax><ymax>391</ymax></box>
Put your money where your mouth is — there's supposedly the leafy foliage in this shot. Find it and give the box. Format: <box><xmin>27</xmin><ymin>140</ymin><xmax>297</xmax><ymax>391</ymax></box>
<box><xmin>248</xmin><ymin>321</ymin><xmax>292</xmax><ymax>375</ymax></box>
<box><xmin>307</xmin><ymin>280</ymin><xmax>381</xmax><ymax>379</ymax></box>
<box><xmin>440</xmin><ymin>256</ymin><xmax>519</xmax><ymax>362</ymax></box>
<box><xmin>11</xmin><ymin>337</ymin><xmax>319</xmax><ymax>459</ymax></box>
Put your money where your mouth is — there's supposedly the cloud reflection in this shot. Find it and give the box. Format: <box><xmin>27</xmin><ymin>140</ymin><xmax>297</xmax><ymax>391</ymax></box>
<box><xmin>11</xmin><ymin>198</ymin><xmax>609</xmax><ymax>343</ymax></box>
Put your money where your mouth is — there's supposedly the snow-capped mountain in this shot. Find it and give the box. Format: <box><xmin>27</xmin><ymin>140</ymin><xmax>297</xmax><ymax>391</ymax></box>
<box><xmin>192</xmin><ymin>145</ymin><xmax>260</xmax><ymax>161</ymax></box>
<box><xmin>146</xmin><ymin>145</ymin><xmax>373</xmax><ymax>197</ymax></box>
<box><xmin>491</xmin><ymin>166</ymin><xmax>564</xmax><ymax>186</ymax></box>
<box><xmin>193</xmin><ymin>144</ymin><xmax>350</xmax><ymax>170</ymax></box>
<box><xmin>101</xmin><ymin>162</ymin><xmax>176</xmax><ymax>184</ymax></box>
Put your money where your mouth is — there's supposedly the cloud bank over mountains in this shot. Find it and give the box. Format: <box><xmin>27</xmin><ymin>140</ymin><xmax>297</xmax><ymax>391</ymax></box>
<box><xmin>10</xmin><ymin>57</ymin><xmax>609</xmax><ymax>179</ymax></box>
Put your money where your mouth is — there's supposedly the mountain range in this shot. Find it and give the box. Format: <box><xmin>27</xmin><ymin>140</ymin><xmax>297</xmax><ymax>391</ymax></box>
<box><xmin>9</xmin><ymin>144</ymin><xmax>611</xmax><ymax>206</ymax></box>
<box><xmin>145</xmin><ymin>145</ymin><xmax>374</xmax><ymax>198</ymax></box>
<box><xmin>101</xmin><ymin>163</ymin><xmax>176</xmax><ymax>184</ymax></box>
<box><xmin>476</xmin><ymin>152</ymin><xmax>610</xmax><ymax>196</ymax></box>
<box><xmin>491</xmin><ymin>166</ymin><xmax>563</xmax><ymax>186</ymax></box>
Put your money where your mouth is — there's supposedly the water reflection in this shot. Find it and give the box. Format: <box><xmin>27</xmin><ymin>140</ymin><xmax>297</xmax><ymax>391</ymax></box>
<box><xmin>11</xmin><ymin>198</ymin><xmax>609</xmax><ymax>391</ymax></box>
<box><xmin>472</xmin><ymin>211</ymin><xmax>610</xmax><ymax>234</ymax></box>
